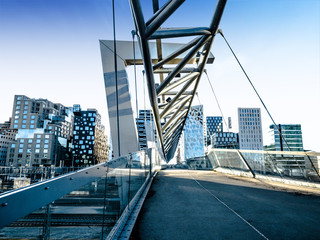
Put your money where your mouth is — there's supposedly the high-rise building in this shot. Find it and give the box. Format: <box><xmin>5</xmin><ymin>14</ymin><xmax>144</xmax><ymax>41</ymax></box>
<box><xmin>238</xmin><ymin>108</ymin><xmax>263</xmax><ymax>150</ymax></box>
<box><xmin>72</xmin><ymin>105</ymin><xmax>109</xmax><ymax>167</ymax></box>
<box><xmin>206</xmin><ymin>116</ymin><xmax>223</xmax><ymax>145</ymax></box>
<box><xmin>183</xmin><ymin>105</ymin><xmax>204</xmax><ymax>159</ymax></box>
<box><xmin>136</xmin><ymin>110</ymin><xmax>157</xmax><ymax>150</ymax></box>
<box><xmin>6</xmin><ymin>95</ymin><xmax>74</xmax><ymax>167</ymax></box>
<box><xmin>0</xmin><ymin>119</ymin><xmax>17</xmax><ymax>166</ymax></box>
<box><xmin>267</xmin><ymin>124</ymin><xmax>303</xmax><ymax>151</ymax></box>
<box><xmin>211</xmin><ymin>132</ymin><xmax>239</xmax><ymax>149</ymax></box>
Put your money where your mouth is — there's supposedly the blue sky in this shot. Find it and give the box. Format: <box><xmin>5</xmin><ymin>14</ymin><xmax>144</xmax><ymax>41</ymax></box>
<box><xmin>0</xmin><ymin>0</ymin><xmax>319</xmax><ymax>151</ymax></box>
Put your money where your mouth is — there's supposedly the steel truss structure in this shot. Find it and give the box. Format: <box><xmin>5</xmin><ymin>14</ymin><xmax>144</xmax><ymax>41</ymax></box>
<box><xmin>129</xmin><ymin>0</ymin><xmax>227</xmax><ymax>161</ymax></box>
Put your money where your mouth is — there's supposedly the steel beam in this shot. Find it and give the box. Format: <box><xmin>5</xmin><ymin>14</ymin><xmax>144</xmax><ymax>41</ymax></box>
<box><xmin>150</xmin><ymin>27</ymin><xmax>211</xmax><ymax>39</ymax></box>
<box><xmin>145</xmin><ymin>0</ymin><xmax>185</xmax><ymax>38</ymax></box>
<box><xmin>158</xmin><ymin>72</ymin><xmax>200</xmax><ymax>95</ymax></box>
<box><xmin>153</xmin><ymin>37</ymin><xmax>202</xmax><ymax>70</ymax></box>
<box><xmin>129</xmin><ymin>0</ymin><xmax>227</xmax><ymax>161</ymax></box>
<box><xmin>156</xmin><ymin>35</ymin><xmax>210</xmax><ymax>95</ymax></box>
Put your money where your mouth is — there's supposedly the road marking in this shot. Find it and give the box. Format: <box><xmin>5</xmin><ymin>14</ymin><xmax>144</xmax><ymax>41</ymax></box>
<box><xmin>188</xmin><ymin>172</ymin><xmax>269</xmax><ymax>240</ymax></box>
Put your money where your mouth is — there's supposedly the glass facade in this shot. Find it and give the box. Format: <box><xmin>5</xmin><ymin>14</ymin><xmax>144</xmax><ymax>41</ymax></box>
<box><xmin>136</xmin><ymin>110</ymin><xmax>157</xmax><ymax>150</ymax></box>
<box><xmin>206</xmin><ymin>116</ymin><xmax>223</xmax><ymax>145</ymax></box>
<box><xmin>184</xmin><ymin>105</ymin><xmax>204</xmax><ymax>159</ymax></box>
<box><xmin>269</xmin><ymin>124</ymin><xmax>304</xmax><ymax>151</ymax></box>
<box><xmin>212</xmin><ymin>132</ymin><xmax>239</xmax><ymax>149</ymax></box>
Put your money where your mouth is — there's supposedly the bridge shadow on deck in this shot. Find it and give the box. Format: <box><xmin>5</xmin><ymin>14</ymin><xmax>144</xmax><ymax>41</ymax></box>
<box><xmin>131</xmin><ymin>170</ymin><xmax>320</xmax><ymax>240</ymax></box>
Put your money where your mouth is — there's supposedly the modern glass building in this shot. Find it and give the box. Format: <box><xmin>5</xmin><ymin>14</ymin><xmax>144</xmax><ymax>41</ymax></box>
<box><xmin>136</xmin><ymin>110</ymin><xmax>157</xmax><ymax>150</ymax></box>
<box><xmin>268</xmin><ymin>124</ymin><xmax>303</xmax><ymax>151</ymax></box>
<box><xmin>206</xmin><ymin>116</ymin><xmax>223</xmax><ymax>146</ymax></box>
<box><xmin>211</xmin><ymin>132</ymin><xmax>239</xmax><ymax>149</ymax></box>
<box><xmin>183</xmin><ymin>105</ymin><xmax>204</xmax><ymax>159</ymax></box>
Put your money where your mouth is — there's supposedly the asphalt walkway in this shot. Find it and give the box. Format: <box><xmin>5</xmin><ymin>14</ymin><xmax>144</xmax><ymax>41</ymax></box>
<box><xmin>131</xmin><ymin>170</ymin><xmax>320</xmax><ymax>240</ymax></box>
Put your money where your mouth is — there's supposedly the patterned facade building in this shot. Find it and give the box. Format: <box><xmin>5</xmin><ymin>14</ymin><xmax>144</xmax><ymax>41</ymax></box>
<box><xmin>72</xmin><ymin>105</ymin><xmax>109</xmax><ymax>167</ymax></box>
<box><xmin>6</xmin><ymin>95</ymin><xmax>74</xmax><ymax>167</ymax></box>
<box><xmin>206</xmin><ymin>116</ymin><xmax>223</xmax><ymax>146</ymax></box>
<box><xmin>211</xmin><ymin>132</ymin><xmax>239</xmax><ymax>149</ymax></box>
<box><xmin>183</xmin><ymin>105</ymin><xmax>204</xmax><ymax>159</ymax></box>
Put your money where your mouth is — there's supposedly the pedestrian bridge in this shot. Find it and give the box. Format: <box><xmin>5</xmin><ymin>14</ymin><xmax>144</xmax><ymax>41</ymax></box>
<box><xmin>0</xmin><ymin>148</ymin><xmax>319</xmax><ymax>239</ymax></box>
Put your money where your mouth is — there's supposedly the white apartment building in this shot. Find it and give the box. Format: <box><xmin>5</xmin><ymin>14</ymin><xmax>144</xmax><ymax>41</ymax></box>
<box><xmin>238</xmin><ymin>108</ymin><xmax>263</xmax><ymax>150</ymax></box>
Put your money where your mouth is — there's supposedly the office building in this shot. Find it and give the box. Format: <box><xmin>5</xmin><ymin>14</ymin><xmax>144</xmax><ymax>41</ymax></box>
<box><xmin>267</xmin><ymin>124</ymin><xmax>303</xmax><ymax>151</ymax></box>
<box><xmin>183</xmin><ymin>105</ymin><xmax>204</xmax><ymax>159</ymax></box>
<box><xmin>72</xmin><ymin>105</ymin><xmax>109</xmax><ymax>167</ymax></box>
<box><xmin>206</xmin><ymin>116</ymin><xmax>223</xmax><ymax>145</ymax></box>
<box><xmin>136</xmin><ymin>110</ymin><xmax>157</xmax><ymax>150</ymax></box>
<box><xmin>0</xmin><ymin>119</ymin><xmax>17</xmax><ymax>166</ymax></box>
<box><xmin>211</xmin><ymin>132</ymin><xmax>239</xmax><ymax>149</ymax></box>
<box><xmin>6</xmin><ymin>95</ymin><xmax>74</xmax><ymax>167</ymax></box>
<box><xmin>238</xmin><ymin>108</ymin><xmax>263</xmax><ymax>150</ymax></box>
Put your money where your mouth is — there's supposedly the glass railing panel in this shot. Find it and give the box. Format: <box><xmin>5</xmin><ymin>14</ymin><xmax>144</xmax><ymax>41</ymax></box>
<box><xmin>0</xmin><ymin>148</ymin><xmax>163</xmax><ymax>240</ymax></box>
<box><xmin>214</xmin><ymin>149</ymin><xmax>249</xmax><ymax>172</ymax></box>
<box><xmin>240</xmin><ymin>151</ymin><xmax>270</xmax><ymax>175</ymax></box>
<box><xmin>208</xmin><ymin>148</ymin><xmax>320</xmax><ymax>183</ymax></box>
<box><xmin>0</xmin><ymin>166</ymin><xmax>83</xmax><ymax>194</ymax></box>
<box><xmin>186</xmin><ymin>156</ymin><xmax>213</xmax><ymax>170</ymax></box>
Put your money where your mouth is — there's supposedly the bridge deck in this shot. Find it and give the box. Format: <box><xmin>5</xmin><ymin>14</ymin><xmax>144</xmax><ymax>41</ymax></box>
<box><xmin>132</xmin><ymin>170</ymin><xmax>320</xmax><ymax>240</ymax></box>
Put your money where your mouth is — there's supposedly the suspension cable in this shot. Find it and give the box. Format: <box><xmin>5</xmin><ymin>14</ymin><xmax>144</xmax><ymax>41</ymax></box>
<box><xmin>217</xmin><ymin>29</ymin><xmax>290</xmax><ymax>150</ymax></box>
<box><xmin>112</xmin><ymin>0</ymin><xmax>120</xmax><ymax>157</ymax></box>
<box><xmin>204</xmin><ymin>70</ymin><xmax>238</xmax><ymax>176</ymax></box>
<box><xmin>143</xmin><ymin>70</ymin><xmax>147</xmax><ymax>149</ymax></box>
<box><xmin>132</xmin><ymin>30</ymin><xmax>139</xmax><ymax>119</ymax></box>
<box><xmin>204</xmin><ymin>70</ymin><xmax>230</xmax><ymax>133</ymax></box>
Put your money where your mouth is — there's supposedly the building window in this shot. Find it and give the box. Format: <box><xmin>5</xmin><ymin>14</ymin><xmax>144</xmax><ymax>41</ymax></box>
<box><xmin>45</xmin><ymin>135</ymin><xmax>49</xmax><ymax>139</ymax></box>
<box><xmin>30</xmin><ymin>125</ymin><xmax>34</xmax><ymax>129</ymax></box>
<box><xmin>36</xmin><ymin>144</ymin><xmax>40</xmax><ymax>148</ymax></box>
<box><xmin>44</xmin><ymin>144</ymin><xmax>48</xmax><ymax>149</ymax></box>
<box><xmin>31</xmin><ymin>115</ymin><xmax>35</xmax><ymax>119</ymax></box>
<box><xmin>43</xmin><ymin>149</ymin><xmax>48</xmax><ymax>153</ymax></box>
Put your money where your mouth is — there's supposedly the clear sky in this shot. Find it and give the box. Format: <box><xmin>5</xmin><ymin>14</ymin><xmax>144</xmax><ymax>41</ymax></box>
<box><xmin>0</xmin><ymin>0</ymin><xmax>319</xmax><ymax>151</ymax></box>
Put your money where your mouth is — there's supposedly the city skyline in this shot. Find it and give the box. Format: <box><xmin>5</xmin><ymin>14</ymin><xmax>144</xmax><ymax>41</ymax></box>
<box><xmin>0</xmin><ymin>0</ymin><xmax>319</xmax><ymax>151</ymax></box>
